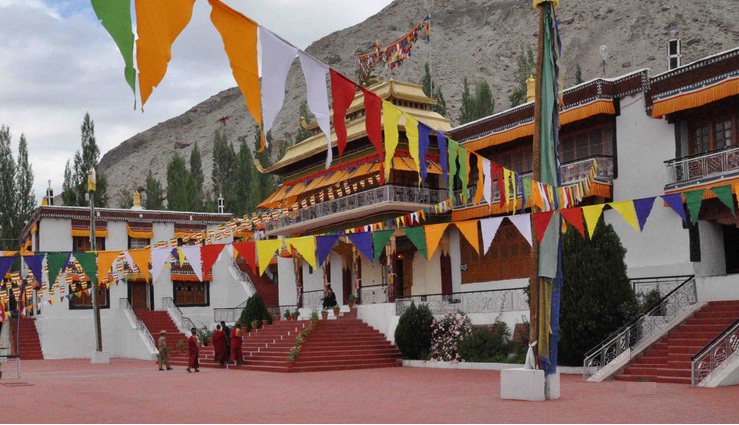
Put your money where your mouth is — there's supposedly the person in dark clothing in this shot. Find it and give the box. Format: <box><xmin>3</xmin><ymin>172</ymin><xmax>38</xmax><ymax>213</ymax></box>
<box><xmin>322</xmin><ymin>284</ymin><xmax>337</xmax><ymax>309</ymax></box>
<box><xmin>220</xmin><ymin>320</ymin><xmax>231</xmax><ymax>361</ymax></box>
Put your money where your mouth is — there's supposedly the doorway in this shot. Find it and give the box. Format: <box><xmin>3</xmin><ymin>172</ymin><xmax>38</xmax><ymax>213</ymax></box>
<box><xmin>128</xmin><ymin>280</ymin><xmax>152</xmax><ymax>310</ymax></box>
<box><xmin>723</xmin><ymin>225</ymin><xmax>739</xmax><ymax>274</ymax></box>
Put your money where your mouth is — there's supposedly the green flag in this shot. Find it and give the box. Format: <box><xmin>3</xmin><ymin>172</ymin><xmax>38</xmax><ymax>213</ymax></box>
<box><xmin>684</xmin><ymin>189</ymin><xmax>705</xmax><ymax>224</ymax></box>
<box><xmin>402</xmin><ymin>227</ymin><xmax>428</xmax><ymax>260</ymax></box>
<box><xmin>459</xmin><ymin>146</ymin><xmax>468</xmax><ymax>204</ymax></box>
<box><xmin>91</xmin><ymin>0</ymin><xmax>136</xmax><ymax>106</ymax></box>
<box><xmin>74</xmin><ymin>252</ymin><xmax>98</xmax><ymax>285</ymax></box>
<box><xmin>46</xmin><ymin>253</ymin><xmax>71</xmax><ymax>286</ymax></box>
<box><xmin>710</xmin><ymin>185</ymin><xmax>736</xmax><ymax>216</ymax></box>
<box><xmin>372</xmin><ymin>230</ymin><xmax>394</xmax><ymax>261</ymax></box>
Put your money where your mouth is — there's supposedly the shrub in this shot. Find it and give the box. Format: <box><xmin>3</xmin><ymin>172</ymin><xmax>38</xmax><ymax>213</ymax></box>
<box><xmin>459</xmin><ymin>321</ymin><xmax>512</xmax><ymax>363</ymax></box>
<box><xmin>238</xmin><ymin>294</ymin><xmax>274</xmax><ymax>331</ymax></box>
<box><xmin>394</xmin><ymin>302</ymin><xmax>434</xmax><ymax>360</ymax></box>
<box><xmin>430</xmin><ymin>311</ymin><xmax>473</xmax><ymax>361</ymax></box>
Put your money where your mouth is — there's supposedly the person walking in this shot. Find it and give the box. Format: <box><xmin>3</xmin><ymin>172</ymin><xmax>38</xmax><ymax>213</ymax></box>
<box><xmin>186</xmin><ymin>328</ymin><xmax>200</xmax><ymax>373</ymax></box>
<box><xmin>157</xmin><ymin>330</ymin><xmax>173</xmax><ymax>371</ymax></box>
<box><xmin>212</xmin><ymin>324</ymin><xmax>227</xmax><ymax>366</ymax></box>
<box><xmin>220</xmin><ymin>321</ymin><xmax>231</xmax><ymax>361</ymax></box>
<box><xmin>230</xmin><ymin>322</ymin><xmax>243</xmax><ymax>366</ymax></box>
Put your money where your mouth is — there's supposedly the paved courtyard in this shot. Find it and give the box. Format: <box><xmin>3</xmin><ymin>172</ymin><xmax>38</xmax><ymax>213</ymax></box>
<box><xmin>0</xmin><ymin>359</ymin><xmax>738</xmax><ymax>423</ymax></box>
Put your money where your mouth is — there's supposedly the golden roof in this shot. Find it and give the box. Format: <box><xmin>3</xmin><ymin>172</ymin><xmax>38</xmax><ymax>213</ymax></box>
<box><xmin>266</xmin><ymin>79</ymin><xmax>451</xmax><ymax>173</ymax></box>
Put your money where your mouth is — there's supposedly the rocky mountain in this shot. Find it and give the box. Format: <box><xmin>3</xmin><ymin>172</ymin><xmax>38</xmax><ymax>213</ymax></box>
<box><xmin>98</xmin><ymin>0</ymin><xmax>739</xmax><ymax>206</ymax></box>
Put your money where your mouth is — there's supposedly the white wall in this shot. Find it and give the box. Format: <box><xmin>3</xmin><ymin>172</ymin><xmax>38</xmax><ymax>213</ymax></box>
<box><xmin>106</xmin><ymin>221</ymin><xmax>128</xmax><ymax>251</ymax></box>
<box><xmin>360</xmin><ymin>255</ymin><xmax>383</xmax><ymax>288</ymax></box>
<box><xmin>356</xmin><ymin>303</ymin><xmax>398</xmax><ymax>343</ymax></box>
<box><xmin>696</xmin><ymin>221</ymin><xmax>726</xmax><ymax>277</ymax></box>
<box><xmin>449</xmin><ymin>228</ymin><xmax>463</xmax><ymax>293</ymax></box>
<box><xmin>278</xmin><ymin>257</ymin><xmax>297</xmax><ymax>306</ymax></box>
<box><xmin>330</xmin><ymin>252</ymin><xmax>343</xmax><ymax>304</ymax></box>
<box><xmin>38</xmin><ymin>218</ymin><xmax>72</xmax><ymax>252</ymax></box>
<box><xmin>411</xmin><ymin>249</ymin><xmax>442</xmax><ymax>296</ymax></box>
<box><xmin>696</xmin><ymin>275</ymin><xmax>739</xmax><ymax>302</ymax></box>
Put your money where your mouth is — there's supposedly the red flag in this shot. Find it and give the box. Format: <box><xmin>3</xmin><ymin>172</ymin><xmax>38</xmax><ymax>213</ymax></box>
<box><xmin>232</xmin><ymin>241</ymin><xmax>257</xmax><ymax>275</ymax></box>
<box><xmin>201</xmin><ymin>243</ymin><xmax>227</xmax><ymax>278</ymax></box>
<box><xmin>560</xmin><ymin>208</ymin><xmax>585</xmax><ymax>238</ymax></box>
<box><xmin>360</xmin><ymin>87</ymin><xmax>383</xmax><ymax>154</ymax></box>
<box><xmin>532</xmin><ymin>211</ymin><xmax>555</xmax><ymax>244</ymax></box>
<box><xmin>492</xmin><ymin>162</ymin><xmax>505</xmax><ymax>207</ymax></box>
<box><xmin>330</xmin><ymin>70</ymin><xmax>356</xmax><ymax>157</ymax></box>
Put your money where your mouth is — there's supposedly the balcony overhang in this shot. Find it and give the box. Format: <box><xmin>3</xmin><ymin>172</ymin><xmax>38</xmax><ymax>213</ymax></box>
<box><xmin>664</xmin><ymin>147</ymin><xmax>739</xmax><ymax>192</ymax></box>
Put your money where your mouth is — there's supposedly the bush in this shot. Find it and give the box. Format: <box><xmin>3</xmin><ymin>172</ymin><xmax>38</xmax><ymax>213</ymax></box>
<box><xmin>238</xmin><ymin>294</ymin><xmax>274</xmax><ymax>331</ymax></box>
<box><xmin>394</xmin><ymin>302</ymin><xmax>434</xmax><ymax>360</ymax></box>
<box><xmin>430</xmin><ymin>311</ymin><xmax>473</xmax><ymax>361</ymax></box>
<box><xmin>459</xmin><ymin>321</ymin><xmax>511</xmax><ymax>362</ymax></box>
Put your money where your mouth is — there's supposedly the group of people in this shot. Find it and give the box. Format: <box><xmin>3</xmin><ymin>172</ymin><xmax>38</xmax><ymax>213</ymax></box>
<box><xmin>155</xmin><ymin>320</ymin><xmax>244</xmax><ymax>372</ymax></box>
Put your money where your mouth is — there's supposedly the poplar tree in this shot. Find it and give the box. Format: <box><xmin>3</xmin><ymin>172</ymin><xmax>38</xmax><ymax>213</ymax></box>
<box><xmin>509</xmin><ymin>45</ymin><xmax>536</xmax><ymax>107</ymax></box>
<box><xmin>144</xmin><ymin>170</ymin><xmax>164</xmax><ymax>210</ymax></box>
<box><xmin>420</xmin><ymin>62</ymin><xmax>448</xmax><ymax>117</ymax></box>
<box><xmin>15</xmin><ymin>133</ymin><xmax>35</xmax><ymax>229</ymax></box>
<box><xmin>166</xmin><ymin>152</ymin><xmax>191</xmax><ymax>211</ymax></box>
<box><xmin>234</xmin><ymin>135</ymin><xmax>255</xmax><ymax>216</ymax></box>
<box><xmin>474</xmin><ymin>80</ymin><xmax>495</xmax><ymax>118</ymax></box>
<box><xmin>62</xmin><ymin>113</ymin><xmax>109</xmax><ymax>207</ymax></box>
<box><xmin>459</xmin><ymin>78</ymin><xmax>475</xmax><ymax>124</ymax></box>
<box><xmin>0</xmin><ymin>125</ymin><xmax>17</xmax><ymax>250</ymax></box>
<box><xmin>211</xmin><ymin>130</ymin><xmax>238</xmax><ymax>212</ymax></box>
<box><xmin>575</xmin><ymin>63</ymin><xmax>584</xmax><ymax>84</ymax></box>
<box><xmin>189</xmin><ymin>142</ymin><xmax>204</xmax><ymax>210</ymax></box>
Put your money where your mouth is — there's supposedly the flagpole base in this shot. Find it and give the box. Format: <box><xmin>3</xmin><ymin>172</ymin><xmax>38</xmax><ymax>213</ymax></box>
<box><xmin>91</xmin><ymin>351</ymin><xmax>110</xmax><ymax>364</ymax></box>
<box><xmin>500</xmin><ymin>368</ymin><xmax>546</xmax><ymax>401</ymax></box>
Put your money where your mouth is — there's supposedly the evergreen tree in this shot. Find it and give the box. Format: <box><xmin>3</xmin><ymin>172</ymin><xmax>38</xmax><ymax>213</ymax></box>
<box><xmin>211</xmin><ymin>130</ymin><xmax>238</xmax><ymax>213</ymax></box>
<box><xmin>144</xmin><ymin>170</ymin><xmax>164</xmax><ymax>210</ymax></box>
<box><xmin>421</xmin><ymin>62</ymin><xmax>433</xmax><ymax>97</ymax></box>
<box><xmin>15</xmin><ymin>133</ymin><xmax>35</xmax><ymax>228</ymax></box>
<box><xmin>420</xmin><ymin>62</ymin><xmax>448</xmax><ymax>117</ymax></box>
<box><xmin>62</xmin><ymin>113</ymin><xmax>109</xmax><ymax>207</ymax></box>
<box><xmin>558</xmin><ymin>220</ymin><xmax>637</xmax><ymax>366</ymax></box>
<box><xmin>234</xmin><ymin>135</ymin><xmax>255</xmax><ymax>216</ymax></box>
<box><xmin>433</xmin><ymin>87</ymin><xmax>448</xmax><ymax>117</ymax></box>
<box><xmin>0</xmin><ymin>125</ymin><xmax>17</xmax><ymax>250</ymax></box>
<box><xmin>166</xmin><ymin>152</ymin><xmax>191</xmax><ymax>211</ymax></box>
<box><xmin>474</xmin><ymin>80</ymin><xmax>495</xmax><ymax>118</ymax></box>
<box><xmin>189</xmin><ymin>142</ymin><xmax>204</xmax><ymax>211</ymax></box>
<box><xmin>252</xmin><ymin>130</ymin><xmax>276</xmax><ymax>211</ymax></box>
<box><xmin>459</xmin><ymin>78</ymin><xmax>474</xmax><ymax>124</ymax></box>
<box><xmin>117</xmin><ymin>189</ymin><xmax>133</xmax><ymax>209</ymax></box>
<box><xmin>509</xmin><ymin>45</ymin><xmax>536</xmax><ymax>107</ymax></box>
<box><xmin>575</xmin><ymin>63</ymin><xmax>584</xmax><ymax>85</ymax></box>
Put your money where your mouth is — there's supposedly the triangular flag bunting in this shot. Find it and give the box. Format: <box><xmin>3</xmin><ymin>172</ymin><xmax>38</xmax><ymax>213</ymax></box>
<box><xmin>151</xmin><ymin>247</ymin><xmax>172</xmax><ymax>283</ymax></box>
<box><xmin>97</xmin><ymin>251</ymin><xmax>120</xmax><ymax>284</ymax></box>
<box><xmin>480</xmin><ymin>217</ymin><xmax>504</xmax><ymax>255</ymax></box>
<box><xmin>201</xmin><ymin>244</ymin><xmax>227</xmax><ymax>278</ymax></box>
<box><xmin>289</xmin><ymin>236</ymin><xmax>317</xmax><ymax>270</ymax></box>
<box><xmin>232</xmin><ymin>241</ymin><xmax>257</xmax><ymax>276</ymax></box>
<box><xmin>455</xmin><ymin>220</ymin><xmax>480</xmax><ymax>256</ymax></box>
<box><xmin>560</xmin><ymin>208</ymin><xmax>585</xmax><ymax>237</ymax></box>
<box><xmin>91</xmin><ymin>0</ymin><xmax>136</xmax><ymax>104</ymax></box>
<box><xmin>372</xmin><ymin>230</ymin><xmax>394</xmax><ymax>261</ymax></box>
<box><xmin>582</xmin><ymin>204</ymin><xmax>606</xmax><ymax>239</ymax></box>
<box><xmin>346</xmin><ymin>233</ymin><xmax>374</xmax><ymax>263</ymax></box>
<box><xmin>127</xmin><ymin>249</ymin><xmax>151</xmax><ymax>278</ymax></box>
<box><xmin>424</xmin><ymin>223</ymin><xmax>449</xmax><ymax>259</ymax></box>
<box><xmin>179</xmin><ymin>245</ymin><xmax>203</xmax><ymax>281</ymax></box>
<box><xmin>22</xmin><ymin>254</ymin><xmax>45</xmax><ymax>286</ymax></box>
<box><xmin>316</xmin><ymin>235</ymin><xmax>340</xmax><ymax>267</ymax></box>
<box><xmin>684</xmin><ymin>189</ymin><xmax>705</xmax><ymax>224</ymax></box>
<box><xmin>711</xmin><ymin>185</ymin><xmax>736</xmax><ymax>216</ymax></box>
<box><xmin>74</xmin><ymin>252</ymin><xmax>98</xmax><ymax>285</ymax></box>
<box><xmin>609</xmin><ymin>201</ymin><xmax>640</xmax><ymax>232</ymax></box>
<box><xmin>533</xmin><ymin>211</ymin><xmax>555</xmax><ymax>244</ymax></box>
<box><xmin>633</xmin><ymin>197</ymin><xmax>656</xmax><ymax>231</ymax></box>
<box><xmin>507</xmin><ymin>214</ymin><xmax>533</xmax><ymax>247</ymax></box>
<box><xmin>256</xmin><ymin>239</ymin><xmax>283</xmax><ymax>276</ymax></box>
<box><xmin>402</xmin><ymin>227</ymin><xmax>427</xmax><ymax>260</ymax></box>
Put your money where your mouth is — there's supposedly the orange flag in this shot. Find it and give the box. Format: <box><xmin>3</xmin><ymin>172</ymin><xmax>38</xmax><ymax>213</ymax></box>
<box><xmin>135</xmin><ymin>0</ymin><xmax>196</xmax><ymax>108</ymax></box>
<box><xmin>424</xmin><ymin>223</ymin><xmax>450</xmax><ymax>259</ymax></box>
<box><xmin>97</xmin><ymin>251</ymin><xmax>121</xmax><ymax>284</ymax></box>
<box><xmin>127</xmin><ymin>249</ymin><xmax>151</xmax><ymax>280</ymax></box>
<box><xmin>208</xmin><ymin>0</ymin><xmax>264</xmax><ymax>150</ymax></box>
<box><xmin>455</xmin><ymin>220</ymin><xmax>480</xmax><ymax>256</ymax></box>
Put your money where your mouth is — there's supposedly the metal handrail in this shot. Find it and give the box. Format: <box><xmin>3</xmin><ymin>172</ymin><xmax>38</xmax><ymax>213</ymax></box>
<box><xmin>631</xmin><ymin>275</ymin><xmax>694</xmax><ymax>297</ymax></box>
<box><xmin>582</xmin><ymin>276</ymin><xmax>697</xmax><ymax>380</ymax></box>
<box><xmin>119</xmin><ymin>298</ymin><xmax>156</xmax><ymax>351</ymax></box>
<box><xmin>664</xmin><ymin>146</ymin><xmax>739</xmax><ymax>184</ymax></box>
<box><xmin>302</xmin><ymin>290</ymin><xmax>325</xmax><ymax>310</ymax></box>
<box><xmin>162</xmin><ymin>297</ymin><xmax>203</xmax><ymax>340</ymax></box>
<box><xmin>691</xmin><ymin>318</ymin><xmax>739</xmax><ymax>386</ymax></box>
<box><xmin>395</xmin><ymin>287</ymin><xmax>529</xmax><ymax>316</ymax></box>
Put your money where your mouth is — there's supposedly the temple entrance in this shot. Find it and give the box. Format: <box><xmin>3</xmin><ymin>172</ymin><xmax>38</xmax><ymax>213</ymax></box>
<box><xmin>396</xmin><ymin>252</ymin><xmax>414</xmax><ymax>298</ymax></box>
<box><xmin>128</xmin><ymin>280</ymin><xmax>152</xmax><ymax>311</ymax></box>
<box><xmin>723</xmin><ymin>224</ymin><xmax>739</xmax><ymax>274</ymax></box>
<box><xmin>440</xmin><ymin>252</ymin><xmax>453</xmax><ymax>295</ymax></box>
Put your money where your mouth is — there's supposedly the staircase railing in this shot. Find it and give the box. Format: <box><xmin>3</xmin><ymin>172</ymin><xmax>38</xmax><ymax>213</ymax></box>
<box><xmin>691</xmin><ymin>318</ymin><xmax>739</xmax><ymax>387</ymax></box>
<box><xmin>582</xmin><ymin>275</ymin><xmax>697</xmax><ymax>381</ymax></box>
<box><xmin>395</xmin><ymin>288</ymin><xmax>529</xmax><ymax>316</ymax></box>
<box><xmin>162</xmin><ymin>297</ymin><xmax>204</xmax><ymax>340</ymax></box>
<box><xmin>226</xmin><ymin>255</ymin><xmax>257</xmax><ymax>298</ymax></box>
<box><xmin>302</xmin><ymin>290</ymin><xmax>325</xmax><ymax>309</ymax></box>
<box><xmin>119</xmin><ymin>298</ymin><xmax>157</xmax><ymax>353</ymax></box>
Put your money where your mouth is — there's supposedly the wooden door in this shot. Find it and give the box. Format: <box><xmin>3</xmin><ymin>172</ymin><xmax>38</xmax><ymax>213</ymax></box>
<box><xmin>440</xmin><ymin>252</ymin><xmax>453</xmax><ymax>295</ymax></box>
<box><xmin>129</xmin><ymin>281</ymin><xmax>149</xmax><ymax>310</ymax></box>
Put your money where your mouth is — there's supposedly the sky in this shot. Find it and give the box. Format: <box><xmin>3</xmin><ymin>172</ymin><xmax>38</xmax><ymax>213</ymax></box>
<box><xmin>0</xmin><ymin>0</ymin><xmax>394</xmax><ymax>202</ymax></box>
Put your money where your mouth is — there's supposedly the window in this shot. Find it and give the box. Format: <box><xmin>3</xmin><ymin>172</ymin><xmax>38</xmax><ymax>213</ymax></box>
<box><xmin>73</xmin><ymin>236</ymin><xmax>105</xmax><ymax>252</ymax></box>
<box><xmin>173</xmin><ymin>280</ymin><xmax>209</xmax><ymax>307</ymax></box>
<box><xmin>689</xmin><ymin>114</ymin><xmax>736</xmax><ymax>154</ymax></box>
<box><xmin>128</xmin><ymin>237</ymin><xmax>149</xmax><ymax>249</ymax></box>
<box><xmin>560</xmin><ymin>123</ymin><xmax>614</xmax><ymax>163</ymax></box>
<box><xmin>68</xmin><ymin>281</ymin><xmax>109</xmax><ymax>310</ymax></box>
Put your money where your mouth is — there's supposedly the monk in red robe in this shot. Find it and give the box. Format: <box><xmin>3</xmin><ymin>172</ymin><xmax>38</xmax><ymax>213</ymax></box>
<box><xmin>212</xmin><ymin>324</ymin><xmax>227</xmax><ymax>366</ymax></box>
<box><xmin>230</xmin><ymin>322</ymin><xmax>243</xmax><ymax>365</ymax></box>
<box><xmin>186</xmin><ymin>328</ymin><xmax>200</xmax><ymax>372</ymax></box>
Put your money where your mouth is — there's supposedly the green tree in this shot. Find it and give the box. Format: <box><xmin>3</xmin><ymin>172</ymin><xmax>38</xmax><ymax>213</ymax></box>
<box><xmin>116</xmin><ymin>189</ymin><xmax>133</xmax><ymax>209</ymax></box>
<box><xmin>211</xmin><ymin>130</ymin><xmax>238</xmax><ymax>214</ymax></box>
<box><xmin>509</xmin><ymin>45</ymin><xmax>536</xmax><ymax>107</ymax></box>
<box><xmin>558</xmin><ymin>220</ymin><xmax>637</xmax><ymax>366</ymax></box>
<box><xmin>459</xmin><ymin>77</ymin><xmax>475</xmax><ymax>124</ymax></box>
<box><xmin>15</xmin><ymin>133</ymin><xmax>35</xmax><ymax>229</ymax></box>
<box><xmin>62</xmin><ymin>113</ymin><xmax>109</xmax><ymax>207</ymax></box>
<box><xmin>575</xmin><ymin>63</ymin><xmax>584</xmax><ymax>85</ymax></box>
<box><xmin>394</xmin><ymin>302</ymin><xmax>435</xmax><ymax>359</ymax></box>
<box><xmin>0</xmin><ymin>125</ymin><xmax>17</xmax><ymax>251</ymax></box>
<box><xmin>420</xmin><ymin>62</ymin><xmax>448</xmax><ymax>117</ymax></box>
<box><xmin>433</xmin><ymin>87</ymin><xmax>448</xmax><ymax>117</ymax></box>
<box><xmin>252</xmin><ymin>130</ymin><xmax>277</xmax><ymax>211</ymax></box>
<box><xmin>474</xmin><ymin>80</ymin><xmax>495</xmax><ymax>118</ymax></box>
<box><xmin>144</xmin><ymin>170</ymin><xmax>164</xmax><ymax>210</ymax></box>
<box><xmin>234</xmin><ymin>136</ymin><xmax>255</xmax><ymax>216</ymax></box>
<box><xmin>166</xmin><ymin>152</ymin><xmax>191</xmax><ymax>211</ymax></box>
<box><xmin>189</xmin><ymin>142</ymin><xmax>204</xmax><ymax>211</ymax></box>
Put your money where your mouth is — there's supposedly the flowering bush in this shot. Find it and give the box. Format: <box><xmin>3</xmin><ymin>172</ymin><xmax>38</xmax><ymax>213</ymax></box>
<box><xmin>430</xmin><ymin>311</ymin><xmax>473</xmax><ymax>362</ymax></box>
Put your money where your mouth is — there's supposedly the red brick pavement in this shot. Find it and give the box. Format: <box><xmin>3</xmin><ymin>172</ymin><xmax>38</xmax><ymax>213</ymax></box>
<box><xmin>1</xmin><ymin>359</ymin><xmax>738</xmax><ymax>423</ymax></box>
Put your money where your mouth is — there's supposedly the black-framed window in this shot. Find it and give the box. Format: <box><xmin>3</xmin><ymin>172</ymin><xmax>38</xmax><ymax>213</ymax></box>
<box><xmin>68</xmin><ymin>281</ymin><xmax>110</xmax><ymax>310</ymax></box>
<box><xmin>173</xmin><ymin>280</ymin><xmax>209</xmax><ymax>307</ymax></box>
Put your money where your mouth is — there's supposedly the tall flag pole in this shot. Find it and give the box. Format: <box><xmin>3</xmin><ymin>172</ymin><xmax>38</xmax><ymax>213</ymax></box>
<box><xmin>529</xmin><ymin>0</ymin><xmax>563</xmax><ymax>382</ymax></box>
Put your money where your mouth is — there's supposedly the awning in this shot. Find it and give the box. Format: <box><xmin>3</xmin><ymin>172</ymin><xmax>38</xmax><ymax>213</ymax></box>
<box><xmin>464</xmin><ymin>99</ymin><xmax>616</xmax><ymax>151</ymax></box>
<box><xmin>652</xmin><ymin>72</ymin><xmax>739</xmax><ymax>117</ymax></box>
<box><xmin>391</xmin><ymin>157</ymin><xmax>443</xmax><ymax>175</ymax></box>
<box><xmin>71</xmin><ymin>228</ymin><xmax>108</xmax><ymax>238</ymax></box>
<box><xmin>127</xmin><ymin>224</ymin><xmax>153</xmax><ymax>239</ymax></box>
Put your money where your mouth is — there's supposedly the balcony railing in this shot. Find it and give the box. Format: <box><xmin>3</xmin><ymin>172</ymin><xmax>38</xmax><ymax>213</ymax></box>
<box><xmin>454</xmin><ymin>156</ymin><xmax>613</xmax><ymax>208</ymax></box>
<box><xmin>265</xmin><ymin>184</ymin><xmax>448</xmax><ymax>231</ymax></box>
<box><xmin>395</xmin><ymin>288</ymin><xmax>529</xmax><ymax>316</ymax></box>
<box><xmin>665</xmin><ymin>146</ymin><xmax>739</xmax><ymax>185</ymax></box>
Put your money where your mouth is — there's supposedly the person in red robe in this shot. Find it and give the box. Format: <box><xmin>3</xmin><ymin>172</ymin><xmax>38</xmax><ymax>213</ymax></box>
<box><xmin>186</xmin><ymin>328</ymin><xmax>200</xmax><ymax>372</ymax></box>
<box><xmin>212</xmin><ymin>324</ymin><xmax>227</xmax><ymax>366</ymax></box>
<box><xmin>230</xmin><ymin>322</ymin><xmax>243</xmax><ymax>365</ymax></box>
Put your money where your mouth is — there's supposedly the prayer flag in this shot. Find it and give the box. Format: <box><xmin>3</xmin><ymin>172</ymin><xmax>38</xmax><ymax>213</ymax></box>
<box><xmin>402</xmin><ymin>227</ymin><xmax>427</xmax><ymax>260</ymax></box>
<box><xmin>424</xmin><ymin>223</ymin><xmax>449</xmax><ymax>259</ymax></box>
<box><xmin>91</xmin><ymin>0</ymin><xmax>136</xmax><ymax>104</ymax></box>
<box><xmin>383</xmin><ymin>101</ymin><xmax>402</xmax><ymax>181</ymax></box>
<box><xmin>298</xmin><ymin>51</ymin><xmax>332</xmax><ymax>167</ymax></box>
<box><xmin>330</xmin><ymin>70</ymin><xmax>356</xmax><ymax>157</ymax></box>
<box><xmin>455</xmin><ymin>220</ymin><xmax>480</xmax><ymax>256</ymax></box>
<box><xmin>261</xmin><ymin>27</ymin><xmax>298</xmax><ymax>134</ymax></box>
<box><xmin>480</xmin><ymin>217</ymin><xmax>504</xmax><ymax>255</ymax></box>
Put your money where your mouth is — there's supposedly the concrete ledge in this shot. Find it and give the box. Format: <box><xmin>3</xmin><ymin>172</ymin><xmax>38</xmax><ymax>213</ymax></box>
<box><xmin>501</xmin><ymin>368</ymin><xmax>545</xmax><ymax>401</ymax></box>
<box><xmin>91</xmin><ymin>351</ymin><xmax>111</xmax><ymax>364</ymax></box>
<box><xmin>402</xmin><ymin>360</ymin><xmax>582</xmax><ymax>375</ymax></box>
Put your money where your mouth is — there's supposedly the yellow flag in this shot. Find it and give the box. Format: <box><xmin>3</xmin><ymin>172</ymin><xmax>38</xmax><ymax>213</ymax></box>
<box><xmin>135</xmin><ymin>0</ymin><xmax>196</xmax><ymax>108</ymax></box>
<box><xmin>97</xmin><ymin>251</ymin><xmax>120</xmax><ymax>284</ymax></box>
<box><xmin>256</xmin><ymin>239</ymin><xmax>283</xmax><ymax>276</ymax></box>
<box><xmin>455</xmin><ymin>220</ymin><xmax>480</xmax><ymax>256</ymax></box>
<box><xmin>288</xmin><ymin>236</ymin><xmax>317</xmax><ymax>270</ymax></box>
<box><xmin>208</xmin><ymin>0</ymin><xmax>264</xmax><ymax>150</ymax></box>
<box><xmin>609</xmin><ymin>201</ymin><xmax>640</xmax><ymax>232</ymax></box>
<box><xmin>383</xmin><ymin>101</ymin><xmax>402</xmax><ymax>181</ymax></box>
<box><xmin>425</xmin><ymin>223</ymin><xmax>450</xmax><ymax>259</ymax></box>
<box><xmin>582</xmin><ymin>204</ymin><xmax>606</xmax><ymax>239</ymax></box>
<box><xmin>404</xmin><ymin>113</ymin><xmax>420</xmax><ymax>181</ymax></box>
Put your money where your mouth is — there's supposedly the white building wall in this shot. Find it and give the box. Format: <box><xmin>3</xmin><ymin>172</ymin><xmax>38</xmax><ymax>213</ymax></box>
<box><xmin>696</xmin><ymin>221</ymin><xmax>727</xmax><ymax>277</ymax></box>
<box><xmin>278</xmin><ymin>257</ymin><xmax>297</xmax><ymax>306</ymax></box>
<box><xmin>360</xmin><ymin>255</ymin><xmax>383</xmax><ymax>288</ymax></box>
<box><xmin>106</xmin><ymin>221</ymin><xmax>128</xmax><ymax>251</ymax></box>
<box><xmin>411</xmin><ymin>249</ymin><xmax>442</xmax><ymax>296</ymax></box>
<box><xmin>38</xmin><ymin>218</ymin><xmax>72</xmax><ymax>252</ymax></box>
<box><xmin>449</xmin><ymin>228</ymin><xmax>463</xmax><ymax>293</ymax></box>
<box><xmin>611</xmin><ymin>92</ymin><xmax>694</xmax><ymax>278</ymax></box>
<box><xmin>330</xmin><ymin>252</ymin><xmax>344</xmax><ymax>304</ymax></box>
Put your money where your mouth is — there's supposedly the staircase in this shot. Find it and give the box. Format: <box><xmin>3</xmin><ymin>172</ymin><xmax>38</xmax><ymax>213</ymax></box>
<box><xmin>615</xmin><ymin>300</ymin><xmax>739</xmax><ymax>384</ymax></box>
<box><xmin>135</xmin><ymin>311</ymin><xmax>188</xmax><ymax>355</ymax></box>
<box><xmin>9</xmin><ymin>317</ymin><xmax>43</xmax><ymax>360</ymax></box>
